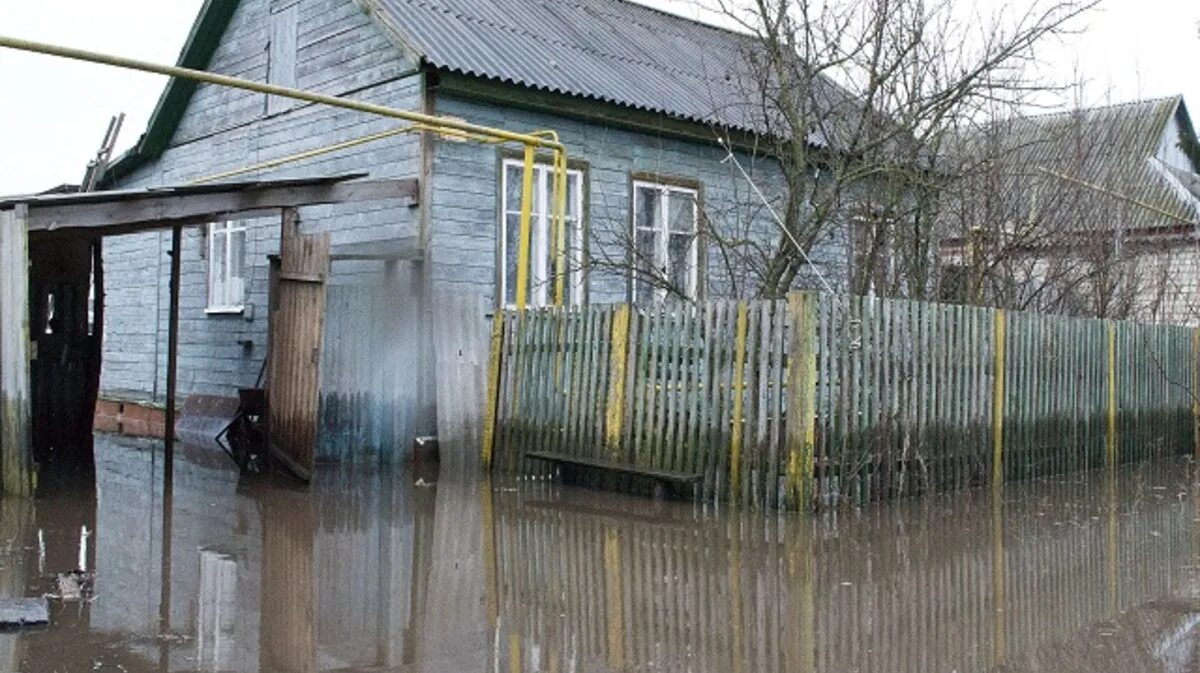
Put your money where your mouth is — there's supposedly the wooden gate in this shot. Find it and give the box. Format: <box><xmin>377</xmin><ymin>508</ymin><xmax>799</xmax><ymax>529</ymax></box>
<box><xmin>267</xmin><ymin>209</ymin><xmax>330</xmax><ymax>482</ymax></box>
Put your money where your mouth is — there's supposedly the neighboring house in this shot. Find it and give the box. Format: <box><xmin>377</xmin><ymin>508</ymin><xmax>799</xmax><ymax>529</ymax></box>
<box><xmin>938</xmin><ymin>96</ymin><xmax>1200</xmax><ymax>324</ymax></box>
<box><xmin>99</xmin><ymin>0</ymin><xmax>851</xmax><ymax>465</ymax></box>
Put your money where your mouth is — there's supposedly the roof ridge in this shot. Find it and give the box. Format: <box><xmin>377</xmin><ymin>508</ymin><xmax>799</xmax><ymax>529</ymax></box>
<box><xmin>582</xmin><ymin>0</ymin><xmax>755</xmax><ymax>41</ymax></box>
<box><xmin>1007</xmin><ymin>94</ymin><xmax>1181</xmax><ymax>125</ymax></box>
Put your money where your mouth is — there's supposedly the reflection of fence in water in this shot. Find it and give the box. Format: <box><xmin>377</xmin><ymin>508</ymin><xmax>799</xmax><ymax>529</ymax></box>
<box><xmin>492</xmin><ymin>470</ymin><xmax>1200</xmax><ymax>672</ymax></box>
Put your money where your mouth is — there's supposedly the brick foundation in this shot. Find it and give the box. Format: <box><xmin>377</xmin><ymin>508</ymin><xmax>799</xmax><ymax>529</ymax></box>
<box><xmin>94</xmin><ymin>399</ymin><xmax>170</xmax><ymax>439</ymax></box>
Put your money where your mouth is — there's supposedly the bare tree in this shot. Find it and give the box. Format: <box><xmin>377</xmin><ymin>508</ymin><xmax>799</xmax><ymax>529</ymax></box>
<box><xmin>612</xmin><ymin>0</ymin><xmax>1101</xmax><ymax>302</ymax></box>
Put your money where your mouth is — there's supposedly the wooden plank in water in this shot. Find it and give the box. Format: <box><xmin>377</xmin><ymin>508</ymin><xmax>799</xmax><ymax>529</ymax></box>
<box><xmin>524</xmin><ymin>451</ymin><xmax>701</xmax><ymax>484</ymax></box>
<box><xmin>0</xmin><ymin>597</ymin><xmax>48</xmax><ymax>627</ymax></box>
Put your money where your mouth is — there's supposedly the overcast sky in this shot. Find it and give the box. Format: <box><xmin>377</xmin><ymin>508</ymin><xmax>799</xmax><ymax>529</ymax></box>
<box><xmin>0</xmin><ymin>0</ymin><xmax>1197</xmax><ymax>195</ymax></box>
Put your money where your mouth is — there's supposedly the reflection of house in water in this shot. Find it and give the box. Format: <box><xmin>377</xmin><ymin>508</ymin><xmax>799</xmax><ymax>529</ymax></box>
<box><xmin>82</xmin><ymin>436</ymin><xmax>482</xmax><ymax>672</ymax></box>
<box><xmin>8</xmin><ymin>435</ymin><xmax>1200</xmax><ymax>672</ymax></box>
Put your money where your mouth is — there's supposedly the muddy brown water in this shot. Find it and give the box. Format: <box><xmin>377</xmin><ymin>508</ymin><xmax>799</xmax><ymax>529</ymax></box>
<box><xmin>3</xmin><ymin>434</ymin><xmax>1200</xmax><ymax>671</ymax></box>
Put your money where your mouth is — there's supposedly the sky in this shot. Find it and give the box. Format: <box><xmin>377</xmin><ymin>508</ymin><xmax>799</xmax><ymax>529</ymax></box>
<box><xmin>0</xmin><ymin>0</ymin><xmax>1197</xmax><ymax>195</ymax></box>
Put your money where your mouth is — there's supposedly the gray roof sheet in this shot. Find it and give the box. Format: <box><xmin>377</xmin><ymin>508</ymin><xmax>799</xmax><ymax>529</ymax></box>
<box><xmin>378</xmin><ymin>0</ymin><xmax>772</xmax><ymax>133</ymax></box>
<box><xmin>947</xmin><ymin>96</ymin><xmax>1200</xmax><ymax>233</ymax></box>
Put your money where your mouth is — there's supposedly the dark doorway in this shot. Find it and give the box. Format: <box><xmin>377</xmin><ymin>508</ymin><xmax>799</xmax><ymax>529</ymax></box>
<box><xmin>29</xmin><ymin>234</ymin><xmax>103</xmax><ymax>478</ymax></box>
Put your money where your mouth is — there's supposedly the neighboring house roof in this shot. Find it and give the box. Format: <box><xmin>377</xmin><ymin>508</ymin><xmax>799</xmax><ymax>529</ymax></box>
<box><xmin>107</xmin><ymin>0</ymin><xmax>858</xmax><ymax>185</ymax></box>
<box><xmin>945</xmin><ymin>96</ymin><xmax>1200</xmax><ymax>236</ymax></box>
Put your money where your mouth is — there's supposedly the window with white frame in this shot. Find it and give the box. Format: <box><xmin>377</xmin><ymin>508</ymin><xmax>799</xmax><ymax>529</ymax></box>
<box><xmin>500</xmin><ymin>159</ymin><xmax>585</xmax><ymax>307</ymax></box>
<box><xmin>207</xmin><ymin>221</ymin><xmax>246</xmax><ymax>312</ymax></box>
<box><xmin>631</xmin><ymin>180</ymin><xmax>699</xmax><ymax>304</ymax></box>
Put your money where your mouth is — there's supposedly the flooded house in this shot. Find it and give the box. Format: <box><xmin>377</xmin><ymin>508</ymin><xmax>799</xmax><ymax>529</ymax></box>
<box><xmin>92</xmin><ymin>0</ymin><xmax>851</xmax><ymax>471</ymax></box>
<box><xmin>938</xmin><ymin>96</ymin><xmax>1200</xmax><ymax>324</ymax></box>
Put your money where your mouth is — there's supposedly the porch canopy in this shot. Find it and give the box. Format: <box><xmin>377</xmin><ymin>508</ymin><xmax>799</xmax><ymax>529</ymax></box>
<box><xmin>0</xmin><ymin>174</ymin><xmax>419</xmax><ymax>494</ymax></box>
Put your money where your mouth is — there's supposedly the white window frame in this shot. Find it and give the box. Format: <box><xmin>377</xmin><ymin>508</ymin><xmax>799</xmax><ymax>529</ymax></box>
<box><xmin>206</xmin><ymin>221</ymin><xmax>247</xmax><ymax>314</ymax></box>
<box><xmin>630</xmin><ymin>180</ymin><xmax>699</xmax><ymax>304</ymax></box>
<box><xmin>499</xmin><ymin>159</ymin><xmax>586</xmax><ymax>308</ymax></box>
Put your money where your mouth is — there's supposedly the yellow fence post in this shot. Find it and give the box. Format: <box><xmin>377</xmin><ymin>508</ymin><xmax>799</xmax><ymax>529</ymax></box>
<box><xmin>786</xmin><ymin>292</ymin><xmax>818</xmax><ymax>510</ymax></box>
<box><xmin>482</xmin><ymin>312</ymin><xmax>505</xmax><ymax>470</ymax></box>
<box><xmin>605</xmin><ymin>305</ymin><xmax>632</xmax><ymax>461</ymax></box>
<box><xmin>1107</xmin><ymin>321</ymin><xmax>1118</xmax><ymax>470</ymax></box>
<box><xmin>729</xmin><ymin>303</ymin><xmax>749</xmax><ymax>503</ymax></box>
<box><xmin>992</xmin><ymin>310</ymin><xmax>1006</xmax><ymax>486</ymax></box>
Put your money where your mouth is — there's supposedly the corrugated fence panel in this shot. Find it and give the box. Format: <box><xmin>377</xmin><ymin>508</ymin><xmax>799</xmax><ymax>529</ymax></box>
<box><xmin>318</xmin><ymin>281</ymin><xmax>423</xmax><ymax>465</ymax></box>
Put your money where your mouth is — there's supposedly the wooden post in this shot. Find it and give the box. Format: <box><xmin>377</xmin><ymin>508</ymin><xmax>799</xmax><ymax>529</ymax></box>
<box><xmin>786</xmin><ymin>292</ymin><xmax>818</xmax><ymax>509</ymax></box>
<box><xmin>481</xmin><ymin>312</ymin><xmax>505</xmax><ymax>470</ymax></box>
<box><xmin>164</xmin><ymin>225</ymin><xmax>182</xmax><ymax>475</ymax></box>
<box><xmin>0</xmin><ymin>205</ymin><xmax>33</xmax><ymax>496</ymax></box>
<box><xmin>1192</xmin><ymin>328</ymin><xmax>1199</xmax><ymax>459</ymax></box>
<box><xmin>1106</xmin><ymin>320</ymin><xmax>1117</xmax><ymax>470</ymax></box>
<box><xmin>729</xmin><ymin>302</ymin><xmax>749</xmax><ymax>503</ymax></box>
<box><xmin>991</xmin><ymin>310</ymin><xmax>1006</xmax><ymax>487</ymax></box>
<box><xmin>604</xmin><ymin>304</ymin><xmax>631</xmax><ymax>461</ymax></box>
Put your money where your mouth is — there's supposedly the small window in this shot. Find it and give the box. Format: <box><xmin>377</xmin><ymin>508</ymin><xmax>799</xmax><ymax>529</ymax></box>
<box><xmin>500</xmin><ymin>159</ymin><xmax>585</xmax><ymax>308</ymax></box>
<box><xmin>631</xmin><ymin>180</ymin><xmax>699</xmax><ymax>304</ymax></box>
<box><xmin>207</xmin><ymin>221</ymin><xmax>246</xmax><ymax>313</ymax></box>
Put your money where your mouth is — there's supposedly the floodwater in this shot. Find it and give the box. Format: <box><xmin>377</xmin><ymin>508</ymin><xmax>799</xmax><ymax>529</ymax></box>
<box><xmin>5</xmin><ymin>435</ymin><xmax>1200</xmax><ymax>672</ymax></box>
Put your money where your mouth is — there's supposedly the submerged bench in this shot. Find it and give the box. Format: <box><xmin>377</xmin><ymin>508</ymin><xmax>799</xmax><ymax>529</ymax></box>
<box><xmin>525</xmin><ymin>451</ymin><xmax>702</xmax><ymax>499</ymax></box>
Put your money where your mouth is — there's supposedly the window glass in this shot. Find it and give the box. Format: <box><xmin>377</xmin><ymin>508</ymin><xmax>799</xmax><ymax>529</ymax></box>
<box><xmin>208</xmin><ymin>221</ymin><xmax>247</xmax><ymax>311</ymax></box>
<box><xmin>631</xmin><ymin>181</ymin><xmax>698</xmax><ymax>304</ymax></box>
<box><xmin>500</xmin><ymin>160</ymin><xmax>584</xmax><ymax>308</ymax></box>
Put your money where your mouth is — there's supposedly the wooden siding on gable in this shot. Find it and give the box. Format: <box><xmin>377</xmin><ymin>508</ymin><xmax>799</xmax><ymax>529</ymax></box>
<box><xmin>267</xmin><ymin>3</ymin><xmax>300</xmax><ymax>115</ymax></box>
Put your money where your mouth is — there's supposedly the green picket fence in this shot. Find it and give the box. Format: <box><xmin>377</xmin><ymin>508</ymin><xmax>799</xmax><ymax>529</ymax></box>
<box><xmin>482</xmin><ymin>293</ymin><xmax>1199</xmax><ymax>510</ymax></box>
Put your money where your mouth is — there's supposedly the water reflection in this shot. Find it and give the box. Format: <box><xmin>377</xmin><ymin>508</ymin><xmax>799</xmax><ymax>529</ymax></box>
<box><xmin>2</xmin><ymin>435</ymin><xmax>1200</xmax><ymax>671</ymax></box>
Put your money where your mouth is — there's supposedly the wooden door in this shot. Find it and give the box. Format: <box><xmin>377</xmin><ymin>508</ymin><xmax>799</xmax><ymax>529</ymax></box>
<box><xmin>267</xmin><ymin>209</ymin><xmax>330</xmax><ymax>482</ymax></box>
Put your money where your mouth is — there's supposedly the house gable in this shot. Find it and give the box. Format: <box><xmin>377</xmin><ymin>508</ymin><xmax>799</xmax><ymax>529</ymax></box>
<box><xmin>1157</xmin><ymin>99</ymin><xmax>1200</xmax><ymax>175</ymax></box>
<box><xmin>105</xmin><ymin>0</ymin><xmax>422</xmax><ymax>185</ymax></box>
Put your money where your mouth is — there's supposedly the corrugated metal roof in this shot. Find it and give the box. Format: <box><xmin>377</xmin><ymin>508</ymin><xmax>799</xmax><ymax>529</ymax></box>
<box><xmin>948</xmin><ymin>96</ymin><xmax>1200</xmax><ymax>232</ymax></box>
<box><xmin>378</xmin><ymin>0</ymin><xmax>772</xmax><ymax>133</ymax></box>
